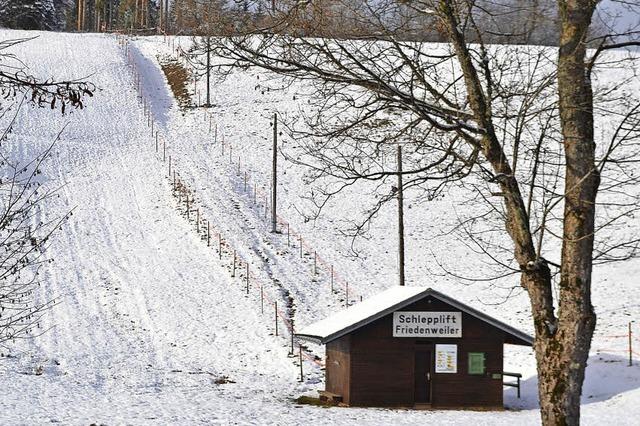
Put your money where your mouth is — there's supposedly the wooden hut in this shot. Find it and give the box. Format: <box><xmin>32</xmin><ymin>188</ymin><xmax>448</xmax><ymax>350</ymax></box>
<box><xmin>296</xmin><ymin>287</ymin><xmax>532</xmax><ymax>409</ymax></box>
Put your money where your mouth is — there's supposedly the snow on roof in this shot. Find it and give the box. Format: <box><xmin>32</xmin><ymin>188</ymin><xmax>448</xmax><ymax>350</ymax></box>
<box><xmin>296</xmin><ymin>286</ymin><xmax>533</xmax><ymax>346</ymax></box>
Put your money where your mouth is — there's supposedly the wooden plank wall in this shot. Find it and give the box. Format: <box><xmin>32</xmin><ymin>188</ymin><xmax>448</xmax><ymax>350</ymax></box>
<box><xmin>341</xmin><ymin>296</ymin><xmax>505</xmax><ymax>408</ymax></box>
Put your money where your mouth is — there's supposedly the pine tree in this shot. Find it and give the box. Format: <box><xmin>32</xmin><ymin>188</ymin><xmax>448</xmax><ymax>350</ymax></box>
<box><xmin>0</xmin><ymin>0</ymin><xmax>59</xmax><ymax>30</ymax></box>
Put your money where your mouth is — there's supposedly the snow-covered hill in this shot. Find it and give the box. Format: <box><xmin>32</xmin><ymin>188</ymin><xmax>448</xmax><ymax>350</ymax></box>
<box><xmin>0</xmin><ymin>30</ymin><xmax>638</xmax><ymax>425</ymax></box>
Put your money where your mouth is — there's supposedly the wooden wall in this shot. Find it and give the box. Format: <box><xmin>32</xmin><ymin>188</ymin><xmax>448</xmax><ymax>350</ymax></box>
<box><xmin>325</xmin><ymin>335</ymin><xmax>351</xmax><ymax>404</ymax></box>
<box><xmin>325</xmin><ymin>295</ymin><xmax>507</xmax><ymax>408</ymax></box>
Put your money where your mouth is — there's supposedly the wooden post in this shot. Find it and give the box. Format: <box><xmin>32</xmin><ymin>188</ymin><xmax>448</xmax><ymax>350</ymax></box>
<box><xmin>630</xmin><ymin>322</ymin><xmax>633</xmax><ymax>367</ymax></box>
<box><xmin>155</xmin><ymin>131</ymin><xmax>158</xmax><ymax>152</ymax></box>
<box><xmin>163</xmin><ymin>140</ymin><xmax>166</xmax><ymax>162</ymax></box>
<box><xmin>275</xmin><ymin>302</ymin><xmax>278</xmax><ymax>336</ymax></box>
<box><xmin>314</xmin><ymin>251</ymin><xmax>317</xmax><ymax>275</ymax></box>
<box><xmin>264</xmin><ymin>195</ymin><xmax>268</xmax><ymax>218</ymax></box>
<box><xmin>151</xmin><ymin>119</ymin><xmax>154</xmax><ymax>136</ymax></box>
<box><xmin>186</xmin><ymin>195</ymin><xmax>190</xmax><ymax>220</ymax></box>
<box><xmin>253</xmin><ymin>187</ymin><xmax>256</xmax><ymax>203</ymax></box>
<box><xmin>246</xmin><ymin>264</ymin><xmax>249</xmax><ymax>294</ymax></box>
<box><xmin>290</xmin><ymin>325</ymin><xmax>294</xmax><ymax>355</ymax></box>
<box><xmin>196</xmin><ymin>209</ymin><xmax>200</xmax><ymax>232</ymax></box>
<box><xmin>397</xmin><ymin>145</ymin><xmax>406</xmax><ymax>287</ymax></box>
<box><xmin>218</xmin><ymin>234</ymin><xmax>222</xmax><ymax>260</ymax></box>
<box><xmin>346</xmin><ymin>282</ymin><xmax>349</xmax><ymax>307</ymax></box>
<box><xmin>330</xmin><ymin>265</ymin><xmax>334</xmax><ymax>293</ymax></box>
<box><xmin>173</xmin><ymin>171</ymin><xmax>176</xmax><ymax>190</ymax></box>
<box><xmin>214</xmin><ymin>123</ymin><xmax>218</xmax><ymax>144</ymax></box>
<box><xmin>207</xmin><ymin>221</ymin><xmax>210</xmax><ymax>246</ymax></box>
<box><xmin>299</xmin><ymin>235</ymin><xmax>303</xmax><ymax>258</ymax></box>
<box><xmin>232</xmin><ymin>250</ymin><xmax>236</xmax><ymax>277</ymax></box>
<box><xmin>299</xmin><ymin>345</ymin><xmax>304</xmax><ymax>382</ymax></box>
<box><xmin>260</xmin><ymin>285</ymin><xmax>264</xmax><ymax>314</ymax></box>
<box><xmin>271</xmin><ymin>112</ymin><xmax>278</xmax><ymax>233</ymax></box>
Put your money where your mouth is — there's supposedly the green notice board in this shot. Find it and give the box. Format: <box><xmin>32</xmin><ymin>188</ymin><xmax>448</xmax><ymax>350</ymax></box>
<box><xmin>468</xmin><ymin>352</ymin><xmax>486</xmax><ymax>375</ymax></box>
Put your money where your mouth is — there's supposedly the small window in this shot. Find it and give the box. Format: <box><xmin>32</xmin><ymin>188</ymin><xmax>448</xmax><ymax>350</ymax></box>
<box><xmin>468</xmin><ymin>352</ymin><xmax>486</xmax><ymax>375</ymax></box>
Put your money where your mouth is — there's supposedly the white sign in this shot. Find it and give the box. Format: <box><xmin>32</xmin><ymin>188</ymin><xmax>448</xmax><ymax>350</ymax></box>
<box><xmin>392</xmin><ymin>311</ymin><xmax>462</xmax><ymax>337</ymax></box>
<box><xmin>435</xmin><ymin>344</ymin><xmax>458</xmax><ymax>373</ymax></box>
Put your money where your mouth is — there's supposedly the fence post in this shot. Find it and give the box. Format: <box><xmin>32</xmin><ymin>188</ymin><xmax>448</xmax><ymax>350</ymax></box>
<box><xmin>218</xmin><ymin>233</ymin><xmax>222</xmax><ymax>260</ymax></box>
<box><xmin>299</xmin><ymin>345</ymin><xmax>304</xmax><ymax>382</ymax></box>
<box><xmin>186</xmin><ymin>196</ymin><xmax>190</xmax><ymax>220</ymax></box>
<box><xmin>155</xmin><ymin>131</ymin><xmax>158</xmax><ymax>152</ymax></box>
<box><xmin>290</xmin><ymin>325</ymin><xmax>294</xmax><ymax>355</ymax></box>
<box><xmin>346</xmin><ymin>282</ymin><xmax>349</xmax><ymax>307</ymax></box>
<box><xmin>275</xmin><ymin>301</ymin><xmax>278</xmax><ymax>336</ymax></box>
<box><xmin>314</xmin><ymin>252</ymin><xmax>317</xmax><ymax>275</ymax></box>
<box><xmin>232</xmin><ymin>250</ymin><xmax>236</xmax><ymax>277</ymax></box>
<box><xmin>246</xmin><ymin>264</ymin><xmax>249</xmax><ymax>294</ymax></box>
<box><xmin>330</xmin><ymin>265</ymin><xmax>334</xmax><ymax>293</ymax></box>
<box><xmin>630</xmin><ymin>322</ymin><xmax>633</xmax><ymax>367</ymax></box>
<box><xmin>196</xmin><ymin>209</ymin><xmax>200</xmax><ymax>233</ymax></box>
<box><xmin>207</xmin><ymin>221</ymin><xmax>210</xmax><ymax>246</ymax></box>
<box><xmin>163</xmin><ymin>140</ymin><xmax>166</xmax><ymax>162</ymax></box>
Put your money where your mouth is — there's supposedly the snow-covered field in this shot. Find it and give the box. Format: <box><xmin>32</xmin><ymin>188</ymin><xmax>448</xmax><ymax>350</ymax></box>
<box><xmin>0</xmin><ymin>30</ymin><xmax>638</xmax><ymax>425</ymax></box>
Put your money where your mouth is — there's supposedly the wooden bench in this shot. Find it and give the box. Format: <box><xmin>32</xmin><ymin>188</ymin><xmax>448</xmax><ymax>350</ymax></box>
<box><xmin>502</xmin><ymin>371</ymin><xmax>523</xmax><ymax>398</ymax></box>
<box><xmin>318</xmin><ymin>390</ymin><xmax>343</xmax><ymax>404</ymax></box>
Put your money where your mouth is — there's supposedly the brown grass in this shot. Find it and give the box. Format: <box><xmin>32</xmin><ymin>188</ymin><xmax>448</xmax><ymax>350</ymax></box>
<box><xmin>158</xmin><ymin>54</ymin><xmax>191</xmax><ymax>109</ymax></box>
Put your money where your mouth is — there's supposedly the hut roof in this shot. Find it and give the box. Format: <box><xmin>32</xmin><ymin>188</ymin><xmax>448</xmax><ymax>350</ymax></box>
<box><xmin>296</xmin><ymin>287</ymin><xmax>533</xmax><ymax>346</ymax></box>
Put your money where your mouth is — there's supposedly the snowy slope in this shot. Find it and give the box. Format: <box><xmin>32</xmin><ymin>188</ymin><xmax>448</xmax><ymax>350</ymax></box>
<box><xmin>0</xmin><ymin>30</ymin><xmax>637</xmax><ymax>425</ymax></box>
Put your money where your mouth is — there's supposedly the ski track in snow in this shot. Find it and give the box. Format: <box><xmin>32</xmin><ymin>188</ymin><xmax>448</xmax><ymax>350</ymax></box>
<box><xmin>0</xmin><ymin>30</ymin><xmax>637</xmax><ymax>425</ymax></box>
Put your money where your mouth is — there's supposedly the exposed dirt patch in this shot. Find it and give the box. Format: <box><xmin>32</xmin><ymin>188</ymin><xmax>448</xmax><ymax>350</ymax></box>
<box><xmin>158</xmin><ymin>54</ymin><xmax>191</xmax><ymax>108</ymax></box>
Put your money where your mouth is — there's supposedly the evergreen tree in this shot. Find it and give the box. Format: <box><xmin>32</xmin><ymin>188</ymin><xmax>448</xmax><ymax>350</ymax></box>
<box><xmin>0</xmin><ymin>0</ymin><xmax>60</xmax><ymax>30</ymax></box>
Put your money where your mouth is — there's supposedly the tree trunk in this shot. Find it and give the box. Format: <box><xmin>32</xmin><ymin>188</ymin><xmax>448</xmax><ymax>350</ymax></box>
<box><xmin>77</xmin><ymin>0</ymin><xmax>84</xmax><ymax>31</ymax></box>
<box><xmin>535</xmin><ymin>2</ymin><xmax>599</xmax><ymax>424</ymax></box>
<box><xmin>437</xmin><ymin>1</ymin><xmax>600</xmax><ymax>424</ymax></box>
<box><xmin>206</xmin><ymin>38</ymin><xmax>211</xmax><ymax>106</ymax></box>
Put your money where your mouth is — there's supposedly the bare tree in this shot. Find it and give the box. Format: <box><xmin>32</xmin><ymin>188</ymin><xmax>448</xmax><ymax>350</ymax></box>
<box><xmin>182</xmin><ymin>36</ymin><xmax>215</xmax><ymax>107</ymax></box>
<box><xmin>210</xmin><ymin>1</ymin><xmax>640</xmax><ymax>424</ymax></box>
<box><xmin>0</xmin><ymin>37</ymin><xmax>94</xmax><ymax>347</ymax></box>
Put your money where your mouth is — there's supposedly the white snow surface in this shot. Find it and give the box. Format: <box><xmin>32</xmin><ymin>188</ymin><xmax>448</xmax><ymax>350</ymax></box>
<box><xmin>0</xmin><ymin>30</ymin><xmax>637</xmax><ymax>425</ymax></box>
<box><xmin>297</xmin><ymin>286</ymin><xmax>429</xmax><ymax>342</ymax></box>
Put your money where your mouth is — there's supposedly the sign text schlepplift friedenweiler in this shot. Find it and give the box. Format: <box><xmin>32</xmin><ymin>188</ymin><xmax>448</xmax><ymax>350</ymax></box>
<box><xmin>393</xmin><ymin>312</ymin><xmax>462</xmax><ymax>337</ymax></box>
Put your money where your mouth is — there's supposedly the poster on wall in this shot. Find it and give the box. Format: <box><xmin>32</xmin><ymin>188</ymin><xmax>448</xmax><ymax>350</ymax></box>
<box><xmin>435</xmin><ymin>344</ymin><xmax>458</xmax><ymax>373</ymax></box>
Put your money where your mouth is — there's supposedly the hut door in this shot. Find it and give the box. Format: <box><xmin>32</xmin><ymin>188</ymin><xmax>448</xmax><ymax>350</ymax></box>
<box><xmin>414</xmin><ymin>350</ymin><xmax>432</xmax><ymax>403</ymax></box>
